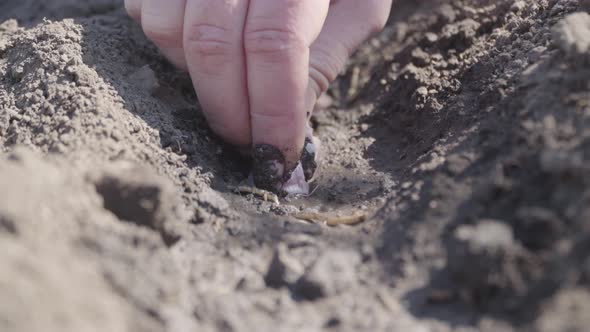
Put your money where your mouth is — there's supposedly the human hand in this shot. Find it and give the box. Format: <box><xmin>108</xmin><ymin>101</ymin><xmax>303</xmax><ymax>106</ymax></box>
<box><xmin>125</xmin><ymin>0</ymin><xmax>392</xmax><ymax>192</ymax></box>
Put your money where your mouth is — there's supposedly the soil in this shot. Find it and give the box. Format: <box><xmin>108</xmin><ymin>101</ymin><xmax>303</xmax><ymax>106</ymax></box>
<box><xmin>252</xmin><ymin>144</ymin><xmax>287</xmax><ymax>194</ymax></box>
<box><xmin>1</xmin><ymin>0</ymin><xmax>590</xmax><ymax>331</ymax></box>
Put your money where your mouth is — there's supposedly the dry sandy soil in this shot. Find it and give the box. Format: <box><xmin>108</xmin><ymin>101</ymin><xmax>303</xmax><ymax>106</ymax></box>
<box><xmin>1</xmin><ymin>0</ymin><xmax>590</xmax><ymax>331</ymax></box>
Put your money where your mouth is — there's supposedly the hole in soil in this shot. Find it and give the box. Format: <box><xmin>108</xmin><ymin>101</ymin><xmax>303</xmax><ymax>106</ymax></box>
<box><xmin>94</xmin><ymin>174</ymin><xmax>180</xmax><ymax>246</ymax></box>
<box><xmin>0</xmin><ymin>216</ymin><xmax>17</xmax><ymax>235</ymax></box>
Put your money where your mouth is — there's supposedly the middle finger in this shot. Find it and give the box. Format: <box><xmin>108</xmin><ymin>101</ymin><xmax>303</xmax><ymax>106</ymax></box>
<box><xmin>183</xmin><ymin>0</ymin><xmax>251</xmax><ymax>147</ymax></box>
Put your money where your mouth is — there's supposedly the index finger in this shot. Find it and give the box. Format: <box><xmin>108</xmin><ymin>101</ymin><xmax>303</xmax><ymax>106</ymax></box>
<box><xmin>245</xmin><ymin>0</ymin><xmax>330</xmax><ymax>191</ymax></box>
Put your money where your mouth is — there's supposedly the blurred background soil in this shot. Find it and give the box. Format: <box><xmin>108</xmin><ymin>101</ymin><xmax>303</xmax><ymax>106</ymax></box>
<box><xmin>1</xmin><ymin>0</ymin><xmax>590</xmax><ymax>331</ymax></box>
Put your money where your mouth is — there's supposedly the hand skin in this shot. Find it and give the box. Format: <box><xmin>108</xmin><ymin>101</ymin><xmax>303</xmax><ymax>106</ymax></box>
<box><xmin>125</xmin><ymin>0</ymin><xmax>392</xmax><ymax>190</ymax></box>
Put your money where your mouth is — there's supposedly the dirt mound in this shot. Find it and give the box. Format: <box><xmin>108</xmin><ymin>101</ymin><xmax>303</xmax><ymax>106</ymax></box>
<box><xmin>1</xmin><ymin>0</ymin><xmax>590</xmax><ymax>331</ymax></box>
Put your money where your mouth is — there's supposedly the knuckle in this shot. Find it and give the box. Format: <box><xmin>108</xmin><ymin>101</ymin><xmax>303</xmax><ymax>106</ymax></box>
<box><xmin>244</xmin><ymin>27</ymin><xmax>307</xmax><ymax>57</ymax></box>
<box><xmin>184</xmin><ymin>23</ymin><xmax>234</xmax><ymax>57</ymax></box>
<box><xmin>309</xmin><ymin>46</ymin><xmax>346</xmax><ymax>95</ymax></box>
<box><xmin>309</xmin><ymin>64</ymin><xmax>332</xmax><ymax>96</ymax></box>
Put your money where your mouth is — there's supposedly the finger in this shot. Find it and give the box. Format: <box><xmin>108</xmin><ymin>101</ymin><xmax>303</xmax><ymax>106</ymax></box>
<box><xmin>306</xmin><ymin>0</ymin><xmax>392</xmax><ymax>113</ymax></box>
<box><xmin>300</xmin><ymin>0</ymin><xmax>391</xmax><ymax>182</ymax></box>
<box><xmin>245</xmin><ymin>0</ymin><xmax>330</xmax><ymax>191</ymax></box>
<box><xmin>183</xmin><ymin>0</ymin><xmax>251</xmax><ymax>146</ymax></box>
<box><xmin>142</xmin><ymin>0</ymin><xmax>188</xmax><ymax>70</ymax></box>
<box><xmin>300</xmin><ymin>123</ymin><xmax>320</xmax><ymax>182</ymax></box>
<box><xmin>125</xmin><ymin>0</ymin><xmax>142</xmax><ymax>22</ymax></box>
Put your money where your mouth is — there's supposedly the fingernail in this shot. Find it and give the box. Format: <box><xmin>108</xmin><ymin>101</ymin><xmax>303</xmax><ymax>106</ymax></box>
<box><xmin>301</xmin><ymin>137</ymin><xmax>318</xmax><ymax>181</ymax></box>
<box><xmin>252</xmin><ymin>144</ymin><xmax>286</xmax><ymax>193</ymax></box>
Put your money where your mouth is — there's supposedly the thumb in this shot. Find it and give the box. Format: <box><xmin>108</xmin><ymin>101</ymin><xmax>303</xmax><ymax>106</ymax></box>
<box><xmin>305</xmin><ymin>0</ymin><xmax>392</xmax><ymax>113</ymax></box>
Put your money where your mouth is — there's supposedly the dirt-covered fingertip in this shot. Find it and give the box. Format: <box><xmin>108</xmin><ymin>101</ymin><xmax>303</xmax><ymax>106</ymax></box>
<box><xmin>252</xmin><ymin>144</ymin><xmax>286</xmax><ymax>193</ymax></box>
<box><xmin>301</xmin><ymin>137</ymin><xmax>319</xmax><ymax>182</ymax></box>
